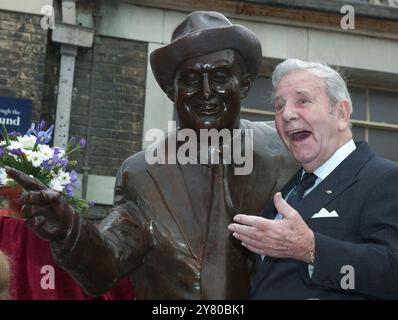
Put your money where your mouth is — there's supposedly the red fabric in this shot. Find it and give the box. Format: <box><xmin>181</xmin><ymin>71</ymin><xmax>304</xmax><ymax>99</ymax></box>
<box><xmin>0</xmin><ymin>216</ymin><xmax>135</xmax><ymax>300</ymax></box>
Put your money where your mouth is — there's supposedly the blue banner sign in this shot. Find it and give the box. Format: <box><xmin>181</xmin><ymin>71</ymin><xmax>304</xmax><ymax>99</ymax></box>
<box><xmin>0</xmin><ymin>96</ymin><xmax>32</xmax><ymax>134</ymax></box>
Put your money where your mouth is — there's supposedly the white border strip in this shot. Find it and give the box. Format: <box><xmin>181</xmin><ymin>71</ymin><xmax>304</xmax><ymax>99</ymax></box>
<box><xmin>0</xmin><ymin>0</ymin><xmax>53</xmax><ymax>16</ymax></box>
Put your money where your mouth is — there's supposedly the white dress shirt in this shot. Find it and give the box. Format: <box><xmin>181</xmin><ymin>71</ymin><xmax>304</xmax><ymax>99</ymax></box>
<box><xmin>261</xmin><ymin>140</ymin><xmax>357</xmax><ymax>270</ymax></box>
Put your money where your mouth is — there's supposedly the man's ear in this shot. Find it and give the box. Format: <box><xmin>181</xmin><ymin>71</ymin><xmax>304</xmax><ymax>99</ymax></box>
<box><xmin>337</xmin><ymin>100</ymin><xmax>351</xmax><ymax>131</ymax></box>
<box><xmin>240</xmin><ymin>74</ymin><xmax>253</xmax><ymax>99</ymax></box>
<box><xmin>166</xmin><ymin>85</ymin><xmax>175</xmax><ymax>102</ymax></box>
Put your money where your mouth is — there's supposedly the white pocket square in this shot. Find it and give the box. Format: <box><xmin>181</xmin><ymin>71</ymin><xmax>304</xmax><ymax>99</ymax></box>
<box><xmin>311</xmin><ymin>208</ymin><xmax>339</xmax><ymax>218</ymax></box>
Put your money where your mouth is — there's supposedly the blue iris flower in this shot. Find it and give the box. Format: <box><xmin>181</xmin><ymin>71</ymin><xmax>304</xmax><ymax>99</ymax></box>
<box><xmin>64</xmin><ymin>171</ymin><xmax>81</xmax><ymax>196</ymax></box>
<box><xmin>70</xmin><ymin>170</ymin><xmax>79</xmax><ymax>184</ymax></box>
<box><xmin>9</xmin><ymin>148</ymin><xmax>22</xmax><ymax>156</ymax></box>
<box><xmin>27</xmin><ymin>120</ymin><xmax>46</xmax><ymax>137</ymax></box>
<box><xmin>58</xmin><ymin>158</ymin><xmax>68</xmax><ymax>170</ymax></box>
<box><xmin>36</xmin><ymin>124</ymin><xmax>54</xmax><ymax>145</ymax></box>
<box><xmin>42</xmin><ymin>158</ymin><xmax>56</xmax><ymax>170</ymax></box>
<box><xmin>80</xmin><ymin>138</ymin><xmax>86</xmax><ymax>149</ymax></box>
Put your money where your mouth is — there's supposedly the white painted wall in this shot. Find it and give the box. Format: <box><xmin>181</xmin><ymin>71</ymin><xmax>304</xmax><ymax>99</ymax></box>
<box><xmin>242</xmin><ymin>20</ymin><xmax>309</xmax><ymax>61</ymax></box>
<box><xmin>98</xmin><ymin>3</ymin><xmax>165</xmax><ymax>43</ymax></box>
<box><xmin>81</xmin><ymin>4</ymin><xmax>398</xmax><ymax>74</ymax></box>
<box><xmin>0</xmin><ymin>0</ymin><xmax>53</xmax><ymax>15</ymax></box>
<box><xmin>142</xmin><ymin>42</ymin><xmax>174</xmax><ymax>149</ymax></box>
<box><xmin>76</xmin><ymin>174</ymin><xmax>115</xmax><ymax>205</ymax></box>
<box><xmin>308</xmin><ymin>30</ymin><xmax>398</xmax><ymax>74</ymax></box>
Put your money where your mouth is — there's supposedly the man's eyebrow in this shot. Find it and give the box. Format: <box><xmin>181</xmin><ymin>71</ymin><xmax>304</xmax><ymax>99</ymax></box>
<box><xmin>294</xmin><ymin>89</ymin><xmax>312</xmax><ymax>96</ymax></box>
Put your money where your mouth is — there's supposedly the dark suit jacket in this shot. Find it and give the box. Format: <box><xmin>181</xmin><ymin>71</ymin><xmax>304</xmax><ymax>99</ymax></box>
<box><xmin>252</xmin><ymin>141</ymin><xmax>398</xmax><ymax>300</ymax></box>
<box><xmin>50</xmin><ymin>120</ymin><xmax>298</xmax><ymax>299</ymax></box>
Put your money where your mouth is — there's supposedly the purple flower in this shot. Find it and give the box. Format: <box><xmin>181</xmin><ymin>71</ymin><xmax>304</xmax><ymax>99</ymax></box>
<box><xmin>52</xmin><ymin>147</ymin><xmax>62</xmax><ymax>157</ymax></box>
<box><xmin>42</xmin><ymin>158</ymin><xmax>56</xmax><ymax>170</ymax></box>
<box><xmin>9</xmin><ymin>131</ymin><xmax>21</xmax><ymax>138</ymax></box>
<box><xmin>0</xmin><ymin>148</ymin><xmax>3</xmax><ymax>156</ymax></box>
<box><xmin>37</xmin><ymin>120</ymin><xmax>45</xmax><ymax>132</ymax></box>
<box><xmin>64</xmin><ymin>184</ymin><xmax>74</xmax><ymax>196</ymax></box>
<box><xmin>70</xmin><ymin>170</ymin><xmax>79</xmax><ymax>184</ymax></box>
<box><xmin>36</xmin><ymin>132</ymin><xmax>48</xmax><ymax>144</ymax></box>
<box><xmin>47</xmin><ymin>124</ymin><xmax>54</xmax><ymax>134</ymax></box>
<box><xmin>68</xmin><ymin>170</ymin><xmax>81</xmax><ymax>189</ymax></box>
<box><xmin>58</xmin><ymin>158</ymin><xmax>68</xmax><ymax>170</ymax></box>
<box><xmin>27</xmin><ymin>123</ymin><xmax>37</xmax><ymax>136</ymax></box>
<box><xmin>79</xmin><ymin>138</ymin><xmax>86</xmax><ymax>149</ymax></box>
<box><xmin>28</xmin><ymin>121</ymin><xmax>54</xmax><ymax>144</ymax></box>
<box><xmin>9</xmin><ymin>148</ymin><xmax>22</xmax><ymax>156</ymax></box>
<box><xmin>64</xmin><ymin>172</ymin><xmax>81</xmax><ymax>195</ymax></box>
<box><xmin>36</xmin><ymin>124</ymin><xmax>54</xmax><ymax>145</ymax></box>
<box><xmin>71</xmin><ymin>136</ymin><xmax>77</xmax><ymax>146</ymax></box>
<box><xmin>27</xmin><ymin>120</ymin><xmax>46</xmax><ymax>137</ymax></box>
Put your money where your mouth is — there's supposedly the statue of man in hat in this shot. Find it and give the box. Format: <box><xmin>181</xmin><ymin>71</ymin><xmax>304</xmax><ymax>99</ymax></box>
<box><xmin>6</xmin><ymin>11</ymin><xmax>297</xmax><ymax>299</ymax></box>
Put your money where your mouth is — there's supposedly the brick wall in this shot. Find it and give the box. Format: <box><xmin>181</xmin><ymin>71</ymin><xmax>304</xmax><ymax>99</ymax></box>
<box><xmin>0</xmin><ymin>10</ymin><xmax>147</xmax><ymax>178</ymax></box>
<box><xmin>0</xmin><ymin>10</ymin><xmax>148</xmax><ymax>220</ymax></box>
<box><xmin>0</xmin><ymin>10</ymin><xmax>48</xmax><ymax>122</ymax></box>
<box><xmin>70</xmin><ymin>36</ymin><xmax>147</xmax><ymax>177</ymax></box>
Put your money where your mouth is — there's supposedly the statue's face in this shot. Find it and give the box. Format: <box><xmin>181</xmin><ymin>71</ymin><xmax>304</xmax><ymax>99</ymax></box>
<box><xmin>173</xmin><ymin>49</ymin><xmax>250</xmax><ymax>132</ymax></box>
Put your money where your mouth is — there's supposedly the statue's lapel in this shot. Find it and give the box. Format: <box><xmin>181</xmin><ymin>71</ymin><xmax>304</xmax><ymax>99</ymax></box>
<box><xmin>147</xmin><ymin>162</ymin><xmax>202</xmax><ymax>259</ymax></box>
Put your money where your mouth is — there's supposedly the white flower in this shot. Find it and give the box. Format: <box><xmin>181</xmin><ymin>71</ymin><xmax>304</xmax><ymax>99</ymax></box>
<box><xmin>37</xmin><ymin>144</ymin><xmax>53</xmax><ymax>161</ymax></box>
<box><xmin>25</xmin><ymin>150</ymin><xmax>45</xmax><ymax>168</ymax></box>
<box><xmin>57</xmin><ymin>148</ymin><xmax>65</xmax><ymax>158</ymax></box>
<box><xmin>0</xmin><ymin>168</ymin><xmax>13</xmax><ymax>185</ymax></box>
<box><xmin>17</xmin><ymin>135</ymin><xmax>36</xmax><ymax>150</ymax></box>
<box><xmin>49</xmin><ymin>171</ymin><xmax>71</xmax><ymax>192</ymax></box>
<box><xmin>49</xmin><ymin>178</ymin><xmax>64</xmax><ymax>192</ymax></box>
<box><xmin>57</xmin><ymin>171</ymin><xmax>71</xmax><ymax>185</ymax></box>
<box><xmin>6</xmin><ymin>140</ymin><xmax>23</xmax><ymax>151</ymax></box>
<box><xmin>0</xmin><ymin>168</ymin><xmax>6</xmax><ymax>183</ymax></box>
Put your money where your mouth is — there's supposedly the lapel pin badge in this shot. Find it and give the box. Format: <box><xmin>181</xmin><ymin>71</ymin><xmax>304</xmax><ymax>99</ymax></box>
<box><xmin>325</xmin><ymin>190</ymin><xmax>333</xmax><ymax>194</ymax></box>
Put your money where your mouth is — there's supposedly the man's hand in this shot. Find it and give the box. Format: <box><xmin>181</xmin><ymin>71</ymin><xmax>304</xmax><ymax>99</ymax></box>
<box><xmin>5</xmin><ymin>167</ymin><xmax>74</xmax><ymax>242</ymax></box>
<box><xmin>228</xmin><ymin>192</ymin><xmax>315</xmax><ymax>263</ymax></box>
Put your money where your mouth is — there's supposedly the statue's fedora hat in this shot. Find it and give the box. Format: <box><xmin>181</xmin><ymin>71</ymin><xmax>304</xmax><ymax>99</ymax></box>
<box><xmin>150</xmin><ymin>11</ymin><xmax>262</xmax><ymax>98</ymax></box>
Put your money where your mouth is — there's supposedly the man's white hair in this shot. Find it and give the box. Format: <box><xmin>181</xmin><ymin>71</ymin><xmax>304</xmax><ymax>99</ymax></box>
<box><xmin>272</xmin><ymin>58</ymin><xmax>353</xmax><ymax>113</ymax></box>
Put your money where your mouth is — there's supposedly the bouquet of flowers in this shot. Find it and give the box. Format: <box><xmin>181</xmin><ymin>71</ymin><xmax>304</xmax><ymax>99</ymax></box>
<box><xmin>0</xmin><ymin>120</ymin><xmax>91</xmax><ymax>214</ymax></box>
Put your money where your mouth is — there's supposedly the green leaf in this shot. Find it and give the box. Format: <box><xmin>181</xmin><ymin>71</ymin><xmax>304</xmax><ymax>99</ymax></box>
<box><xmin>1</xmin><ymin>124</ymin><xmax>10</xmax><ymax>145</ymax></box>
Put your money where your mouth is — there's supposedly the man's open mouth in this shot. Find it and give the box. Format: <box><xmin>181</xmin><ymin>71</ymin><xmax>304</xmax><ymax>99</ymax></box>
<box><xmin>288</xmin><ymin>129</ymin><xmax>312</xmax><ymax>142</ymax></box>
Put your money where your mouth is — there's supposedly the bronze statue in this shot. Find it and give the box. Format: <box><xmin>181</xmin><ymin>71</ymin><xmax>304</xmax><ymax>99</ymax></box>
<box><xmin>6</xmin><ymin>11</ymin><xmax>297</xmax><ymax>299</ymax></box>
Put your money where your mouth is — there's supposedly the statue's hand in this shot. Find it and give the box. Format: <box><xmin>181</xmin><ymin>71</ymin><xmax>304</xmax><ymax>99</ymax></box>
<box><xmin>5</xmin><ymin>167</ymin><xmax>74</xmax><ymax>242</ymax></box>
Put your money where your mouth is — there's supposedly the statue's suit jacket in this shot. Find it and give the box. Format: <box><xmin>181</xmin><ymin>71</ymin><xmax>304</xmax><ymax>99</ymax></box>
<box><xmin>252</xmin><ymin>141</ymin><xmax>398</xmax><ymax>299</ymax></box>
<box><xmin>51</xmin><ymin>120</ymin><xmax>298</xmax><ymax>299</ymax></box>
